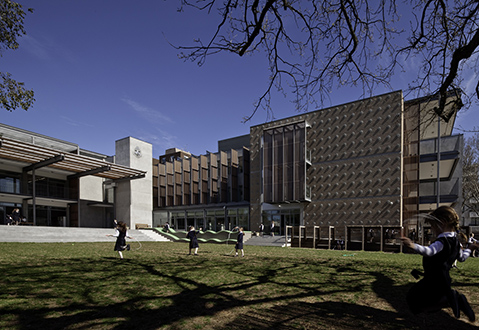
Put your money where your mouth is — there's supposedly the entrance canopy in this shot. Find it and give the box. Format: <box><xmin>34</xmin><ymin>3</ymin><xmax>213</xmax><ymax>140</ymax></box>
<box><xmin>0</xmin><ymin>136</ymin><xmax>146</xmax><ymax>180</ymax></box>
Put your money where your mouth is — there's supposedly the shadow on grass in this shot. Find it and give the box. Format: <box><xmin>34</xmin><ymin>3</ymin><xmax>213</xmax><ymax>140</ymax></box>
<box><xmin>221</xmin><ymin>300</ymin><xmax>479</xmax><ymax>330</ymax></box>
<box><xmin>1</xmin><ymin>254</ymin><xmax>477</xmax><ymax>330</ymax></box>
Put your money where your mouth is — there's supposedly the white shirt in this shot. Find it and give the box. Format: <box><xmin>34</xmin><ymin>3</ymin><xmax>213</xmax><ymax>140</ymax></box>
<box><xmin>113</xmin><ymin>229</ymin><xmax>130</xmax><ymax>238</ymax></box>
<box><xmin>413</xmin><ymin>231</ymin><xmax>471</xmax><ymax>261</ymax></box>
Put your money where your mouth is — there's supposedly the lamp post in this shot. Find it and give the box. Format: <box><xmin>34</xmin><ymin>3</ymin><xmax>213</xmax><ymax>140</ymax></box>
<box><xmin>437</xmin><ymin>114</ymin><xmax>441</xmax><ymax>208</ymax></box>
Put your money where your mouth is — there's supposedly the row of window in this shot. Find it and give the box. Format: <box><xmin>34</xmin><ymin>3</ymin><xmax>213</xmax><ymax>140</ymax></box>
<box><xmin>0</xmin><ymin>171</ymin><xmax>70</xmax><ymax>199</ymax></box>
<box><xmin>263</xmin><ymin>122</ymin><xmax>308</xmax><ymax>203</ymax></box>
<box><xmin>154</xmin><ymin>207</ymin><xmax>250</xmax><ymax>231</ymax></box>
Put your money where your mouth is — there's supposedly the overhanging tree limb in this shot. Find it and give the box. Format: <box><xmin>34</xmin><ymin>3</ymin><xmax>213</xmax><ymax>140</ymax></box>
<box><xmin>0</xmin><ymin>0</ymin><xmax>35</xmax><ymax>111</ymax></box>
<box><xmin>437</xmin><ymin>28</ymin><xmax>479</xmax><ymax>121</ymax></box>
<box><xmin>175</xmin><ymin>0</ymin><xmax>479</xmax><ymax>122</ymax></box>
<box><xmin>239</xmin><ymin>0</ymin><xmax>276</xmax><ymax>56</ymax></box>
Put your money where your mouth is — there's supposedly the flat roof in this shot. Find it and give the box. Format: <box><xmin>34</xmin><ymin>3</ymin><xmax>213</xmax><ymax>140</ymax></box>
<box><xmin>0</xmin><ymin>136</ymin><xmax>146</xmax><ymax>180</ymax></box>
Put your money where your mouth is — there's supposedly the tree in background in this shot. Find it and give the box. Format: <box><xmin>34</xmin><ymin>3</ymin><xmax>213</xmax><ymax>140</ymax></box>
<box><xmin>463</xmin><ymin>132</ymin><xmax>479</xmax><ymax>219</ymax></box>
<box><xmin>0</xmin><ymin>0</ymin><xmax>34</xmax><ymax>111</ymax></box>
<box><xmin>175</xmin><ymin>0</ymin><xmax>478</xmax><ymax>122</ymax></box>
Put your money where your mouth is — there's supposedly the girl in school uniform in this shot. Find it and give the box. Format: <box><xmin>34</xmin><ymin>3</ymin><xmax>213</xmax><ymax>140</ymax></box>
<box><xmin>235</xmin><ymin>227</ymin><xmax>244</xmax><ymax>257</ymax></box>
<box><xmin>187</xmin><ymin>226</ymin><xmax>201</xmax><ymax>255</ymax></box>
<box><xmin>401</xmin><ymin>206</ymin><xmax>478</xmax><ymax>322</ymax></box>
<box><xmin>11</xmin><ymin>208</ymin><xmax>21</xmax><ymax>225</ymax></box>
<box><xmin>107</xmin><ymin>220</ymin><xmax>132</xmax><ymax>260</ymax></box>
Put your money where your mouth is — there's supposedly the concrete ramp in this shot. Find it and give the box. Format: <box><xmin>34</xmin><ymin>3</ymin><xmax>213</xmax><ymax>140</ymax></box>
<box><xmin>0</xmin><ymin>225</ymin><xmax>170</xmax><ymax>243</ymax></box>
<box><xmin>244</xmin><ymin>235</ymin><xmax>287</xmax><ymax>247</ymax></box>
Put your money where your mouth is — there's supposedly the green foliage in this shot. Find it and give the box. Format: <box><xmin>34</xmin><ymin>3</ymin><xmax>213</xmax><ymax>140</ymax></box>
<box><xmin>0</xmin><ymin>72</ymin><xmax>34</xmax><ymax>111</ymax></box>
<box><xmin>0</xmin><ymin>0</ymin><xmax>34</xmax><ymax>111</ymax></box>
<box><xmin>0</xmin><ymin>242</ymin><xmax>478</xmax><ymax>329</ymax></box>
<box><xmin>0</xmin><ymin>0</ymin><xmax>31</xmax><ymax>52</ymax></box>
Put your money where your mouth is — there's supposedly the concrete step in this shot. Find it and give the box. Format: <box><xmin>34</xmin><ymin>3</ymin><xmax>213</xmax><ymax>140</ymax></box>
<box><xmin>138</xmin><ymin>229</ymin><xmax>171</xmax><ymax>242</ymax></box>
<box><xmin>0</xmin><ymin>225</ymin><xmax>165</xmax><ymax>243</ymax></box>
<box><xmin>0</xmin><ymin>225</ymin><xmax>285</xmax><ymax>246</ymax></box>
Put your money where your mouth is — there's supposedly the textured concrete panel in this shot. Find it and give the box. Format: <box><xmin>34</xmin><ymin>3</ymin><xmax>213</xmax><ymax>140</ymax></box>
<box><xmin>250</xmin><ymin>91</ymin><xmax>404</xmax><ymax>229</ymax></box>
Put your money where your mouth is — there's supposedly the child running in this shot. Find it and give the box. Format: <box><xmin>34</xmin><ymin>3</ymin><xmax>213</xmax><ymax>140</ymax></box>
<box><xmin>401</xmin><ymin>206</ymin><xmax>478</xmax><ymax>321</ymax></box>
<box><xmin>107</xmin><ymin>220</ymin><xmax>132</xmax><ymax>260</ymax></box>
<box><xmin>235</xmin><ymin>227</ymin><xmax>245</xmax><ymax>257</ymax></box>
<box><xmin>186</xmin><ymin>226</ymin><xmax>201</xmax><ymax>255</ymax></box>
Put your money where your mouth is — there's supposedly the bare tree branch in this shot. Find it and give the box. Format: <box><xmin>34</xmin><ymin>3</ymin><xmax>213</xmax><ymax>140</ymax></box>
<box><xmin>174</xmin><ymin>0</ymin><xmax>479</xmax><ymax>122</ymax></box>
<box><xmin>239</xmin><ymin>0</ymin><xmax>275</xmax><ymax>56</ymax></box>
<box><xmin>437</xmin><ymin>28</ymin><xmax>479</xmax><ymax>121</ymax></box>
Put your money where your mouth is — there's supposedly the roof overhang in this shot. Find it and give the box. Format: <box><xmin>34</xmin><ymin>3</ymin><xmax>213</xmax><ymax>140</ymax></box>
<box><xmin>405</xmin><ymin>91</ymin><xmax>460</xmax><ymax>140</ymax></box>
<box><xmin>87</xmin><ymin>201</ymin><xmax>114</xmax><ymax>208</ymax></box>
<box><xmin>0</xmin><ymin>137</ymin><xmax>146</xmax><ymax>181</ymax></box>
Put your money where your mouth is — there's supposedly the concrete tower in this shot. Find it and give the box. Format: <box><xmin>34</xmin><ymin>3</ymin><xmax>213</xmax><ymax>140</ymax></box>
<box><xmin>115</xmin><ymin>137</ymin><xmax>153</xmax><ymax>229</ymax></box>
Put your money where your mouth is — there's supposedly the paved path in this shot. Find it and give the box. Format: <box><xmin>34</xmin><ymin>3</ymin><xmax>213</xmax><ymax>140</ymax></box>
<box><xmin>244</xmin><ymin>234</ymin><xmax>288</xmax><ymax>247</ymax></box>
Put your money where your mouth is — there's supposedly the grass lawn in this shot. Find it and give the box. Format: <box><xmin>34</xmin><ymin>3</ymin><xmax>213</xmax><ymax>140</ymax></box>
<box><xmin>0</xmin><ymin>241</ymin><xmax>478</xmax><ymax>330</ymax></box>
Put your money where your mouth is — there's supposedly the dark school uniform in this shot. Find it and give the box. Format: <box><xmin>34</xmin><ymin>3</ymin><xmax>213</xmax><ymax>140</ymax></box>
<box><xmin>236</xmin><ymin>231</ymin><xmax>244</xmax><ymax>250</ymax></box>
<box><xmin>12</xmin><ymin>210</ymin><xmax>20</xmax><ymax>224</ymax></box>
<box><xmin>187</xmin><ymin>230</ymin><xmax>199</xmax><ymax>248</ymax></box>
<box><xmin>114</xmin><ymin>229</ymin><xmax>127</xmax><ymax>251</ymax></box>
<box><xmin>407</xmin><ymin>234</ymin><xmax>460</xmax><ymax>314</ymax></box>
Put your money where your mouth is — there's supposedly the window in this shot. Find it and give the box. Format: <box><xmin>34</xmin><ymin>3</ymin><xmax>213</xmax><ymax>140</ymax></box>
<box><xmin>28</xmin><ymin>175</ymin><xmax>68</xmax><ymax>199</ymax></box>
<box><xmin>0</xmin><ymin>171</ymin><xmax>21</xmax><ymax>194</ymax></box>
<box><xmin>263</xmin><ymin>122</ymin><xmax>307</xmax><ymax>203</ymax></box>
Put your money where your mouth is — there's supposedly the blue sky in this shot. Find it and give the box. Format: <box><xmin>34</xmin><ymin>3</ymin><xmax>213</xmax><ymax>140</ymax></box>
<box><xmin>1</xmin><ymin>1</ymin><xmax>478</xmax><ymax>157</ymax></box>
